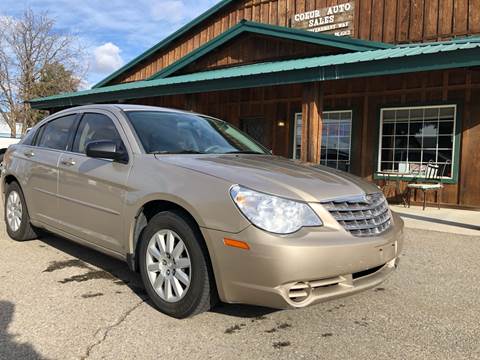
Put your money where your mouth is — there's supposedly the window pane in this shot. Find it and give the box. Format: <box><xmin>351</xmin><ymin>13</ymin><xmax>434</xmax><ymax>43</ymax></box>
<box><xmin>327</xmin><ymin>160</ymin><xmax>338</xmax><ymax>168</ymax></box>
<box><xmin>441</xmin><ymin>163</ymin><xmax>452</xmax><ymax>177</ymax></box>
<box><xmin>382</xmin><ymin>123</ymin><xmax>395</xmax><ymax>135</ymax></box>
<box><xmin>439</xmin><ymin>107</ymin><xmax>455</xmax><ymax>120</ymax></box>
<box><xmin>73</xmin><ymin>113</ymin><xmax>123</xmax><ymax>154</ymax></box>
<box><xmin>320</xmin><ymin>111</ymin><xmax>352</xmax><ymax>170</ymax></box>
<box><xmin>396</xmin><ymin>109</ymin><xmax>409</xmax><ymax>120</ymax></box>
<box><xmin>395</xmin><ymin>122</ymin><xmax>409</xmax><ymax>136</ymax></box>
<box><xmin>423</xmin><ymin>149</ymin><xmax>437</xmax><ymax>163</ymax></box>
<box><xmin>409</xmin><ymin>150</ymin><xmax>422</xmax><ymax>162</ymax></box>
<box><xmin>382</xmin><ymin>136</ymin><xmax>394</xmax><ymax>148</ymax></box>
<box><xmin>424</xmin><ymin>108</ymin><xmax>439</xmax><ymax>120</ymax></box>
<box><xmin>438</xmin><ymin>149</ymin><xmax>452</xmax><ymax>162</ymax></box>
<box><xmin>439</xmin><ymin>121</ymin><xmax>454</xmax><ymax>134</ymax></box>
<box><xmin>394</xmin><ymin>150</ymin><xmax>407</xmax><ymax>162</ymax></box>
<box><xmin>410</xmin><ymin>108</ymin><xmax>423</xmax><ymax>120</ymax></box>
<box><xmin>381</xmin><ymin>162</ymin><xmax>393</xmax><ymax>171</ymax></box>
<box><xmin>337</xmin><ymin>161</ymin><xmax>349</xmax><ymax>171</ymax></box>
<box><xmin>338</xmin><ymin>149</ymin><xmax>349</xmax><ymax>160</ymax></box>
<box><xmin>37</xmin><ymin>115</ymin><xmax>76</xmax><ymax>151</ymax></box>
<box><xmin>409</xmin><ymin>136</ymin><xmax>422</xmax><ymax>148</ymax></box>
<box><xmin>422</xmin><ymin>122</ymin><xmax>439</xmax><ymax>136</ymax></box>
<box><xmin>382</xmin><ymin>110</ymin><xmax>396</xmax><ymax>122</ymax></box>
<box><xmin>395</xmin><ymin>136</ymin><xmax>408</xmax><ymax>148</ymax></box>
<box><xmin>409</xmin><ymin>122</ymin><xmax>424</xmax><ymax>136</ymax></box>
<box><xmin>438</xmin><ymin>135</ymin><xmax>453</xmax><ymax>148</ymax></box>
<box><xmin>339</xmin><ymin>122</ymin><xmax>350</xmax><ymax>136</ymax></box>
<box><xmin>381</xmin><ymin>149</ymin><xmax>394</xmax><ymax>162</ymax></box>
<box><xmin>422</xmin><ymin>136</ymin><xmax>437</xmax><ymax>148</ymax></box>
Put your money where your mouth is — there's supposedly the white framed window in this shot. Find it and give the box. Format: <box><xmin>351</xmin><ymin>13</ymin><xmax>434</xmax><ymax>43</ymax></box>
<box><xmin>293</xmin><ymin>113</ymin><xmax>303</xmax><ymax>160</ymax></box>
<box><xmin>377</xmin><ymin>104</ymin><xmax>457</xmax><ymax>178</ymax></box>
<box><xmin>293</xmin><ymin>110</ymin><xmax>352</xmax><ymax>172</ymax></box>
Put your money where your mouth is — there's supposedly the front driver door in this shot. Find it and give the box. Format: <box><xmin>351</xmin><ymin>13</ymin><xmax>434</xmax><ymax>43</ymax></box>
<box><xmin>57</xmin><ymin>111</ymin><xmax>131</xmax><ymax>253</ymax></box>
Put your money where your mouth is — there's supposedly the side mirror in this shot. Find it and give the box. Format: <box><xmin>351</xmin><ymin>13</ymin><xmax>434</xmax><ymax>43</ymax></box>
<box><xmin>85</xmin><ymin>140</ymin><xmax>128</xmax><ymax>163</ymax></box>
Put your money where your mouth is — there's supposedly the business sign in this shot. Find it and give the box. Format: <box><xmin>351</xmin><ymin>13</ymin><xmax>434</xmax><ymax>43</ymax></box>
<box><xmin>291</xmin><ymin>1</ymin><xmax>355</xmax><ymax>37</ymax></box>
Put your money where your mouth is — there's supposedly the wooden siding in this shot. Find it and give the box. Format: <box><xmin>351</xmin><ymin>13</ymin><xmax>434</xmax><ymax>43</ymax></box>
<box><xmin>129</xmin><ymin>67</ymin><xmax>480</xmax><ymax>208</ymax></box>
<box><xmin>110</xmin><ymin>0</ymin><xmax>480</xmax><ymax>85</ymax></box>
<box><xmin>178</xmin><ymin>33</ymin><xmax>345</xmax><ymax>75</ymax></box>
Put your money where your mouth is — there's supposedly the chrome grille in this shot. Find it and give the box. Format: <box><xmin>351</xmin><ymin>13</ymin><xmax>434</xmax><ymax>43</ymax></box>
<box><xmin>322</xmin><ymin>193</ymin><xmax>392</xmax><ymax>237</ymax></box>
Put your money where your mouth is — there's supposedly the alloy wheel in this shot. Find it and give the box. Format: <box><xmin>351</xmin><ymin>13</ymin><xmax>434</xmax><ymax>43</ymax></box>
<box><xmin>6</xmin><ymin>190</ymin><xmax>22</xmax><ymax>232</ymax></box>
<box><xmin>145</xmin><ymin>229</ymin><xmax>192</xmax><ymax>302</ymax></box>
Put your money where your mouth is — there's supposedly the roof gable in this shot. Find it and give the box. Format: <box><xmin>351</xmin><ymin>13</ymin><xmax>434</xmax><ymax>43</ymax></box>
<box><xmin>150</xmin><ymin>20</ymin><xmax>393</xmax><ymax>79</ymax></box>
<box><xmin>31</xmin><ymin>37</ymin><xmax>480</xmax><ymax>110</ymax></box>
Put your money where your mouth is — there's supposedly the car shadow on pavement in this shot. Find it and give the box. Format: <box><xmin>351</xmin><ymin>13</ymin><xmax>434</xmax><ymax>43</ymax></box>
<box><xmin>37</xmin><ymin>232</ymin><xmax>148</xmax><ymax>299</ymax></box>
<box><xmin>212</xmin><ymin>303</ymin><xmax>277</xmax><ymax>318</ymax></box>
<box><xmin>37</xmin><ymin>231</ymin><xmax>279</xmax><ymax>318</ymax></box>
<box><xmin>0</xmin><ymin>300</ymin><xmax>47</xmax><ymax>360</ymax></box>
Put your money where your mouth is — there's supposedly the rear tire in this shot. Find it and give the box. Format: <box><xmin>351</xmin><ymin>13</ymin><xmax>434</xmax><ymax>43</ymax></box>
<box><xmin>138</xmin><ymin>210</ymin><xmax>217</xmax><ymax>318</ymax></box>
<box><xmin>4</xmin><ymin>181</ymin><xmax>38</xmax><ymax>241</ymax></box>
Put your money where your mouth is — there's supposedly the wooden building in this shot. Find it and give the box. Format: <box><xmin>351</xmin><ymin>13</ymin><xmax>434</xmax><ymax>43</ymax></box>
<box><xmin>30</xmin><ymin>0</ymin><xmax>480</xmax><ymax>208</ymax></box>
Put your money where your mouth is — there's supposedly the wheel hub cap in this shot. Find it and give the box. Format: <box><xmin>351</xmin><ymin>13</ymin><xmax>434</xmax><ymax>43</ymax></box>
<box><xmin>6</xmin><ymin>191</ymin><xmax>22</xmax><ymax>232</ymax></box>
<box><xmin>145</xmin><ymin>229</ymin><xmax>192</xmax><ymax>303</ymax></box>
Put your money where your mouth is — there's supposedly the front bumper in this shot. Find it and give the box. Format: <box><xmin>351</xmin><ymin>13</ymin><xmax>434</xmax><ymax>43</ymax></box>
<box><xmin>201</xmin><ymin>211</ymin><xmax>404</xmax><ymax>309</ymax></box>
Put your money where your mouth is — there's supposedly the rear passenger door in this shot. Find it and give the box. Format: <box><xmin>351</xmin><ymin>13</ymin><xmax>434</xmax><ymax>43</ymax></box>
<box><xmin>57</xmin><ymin>111</ymin><xmax>131</xmax><ymax>253</ymax></box>
<box><xmin>23</xmin><ymin>114</ymin><xmax>77</xmax><ymax>226</ymax></box>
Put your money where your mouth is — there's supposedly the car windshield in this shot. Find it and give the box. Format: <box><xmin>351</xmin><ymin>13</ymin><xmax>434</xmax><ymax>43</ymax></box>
<box><xmin>126</xmin><ymin>111</ymin><xmax>269</xmax><ymax>155</ymax></box>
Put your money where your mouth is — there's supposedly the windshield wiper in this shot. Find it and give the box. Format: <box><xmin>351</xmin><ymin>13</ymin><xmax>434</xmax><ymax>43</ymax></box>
<box><xmin>150</xmin><ymin>150</ymin><xmax>204</xmax><ymax>154</ymax></box>
<box><xmin>225</xmin><ymin>150</ymin><xmax>265</xmax><ymax>154</ymax></box>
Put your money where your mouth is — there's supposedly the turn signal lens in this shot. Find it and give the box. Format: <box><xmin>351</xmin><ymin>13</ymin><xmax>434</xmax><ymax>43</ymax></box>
<box><xmin>223</xmin><ymin>238</ymin><xmax>250</xmax><ymax>250</ymax></box>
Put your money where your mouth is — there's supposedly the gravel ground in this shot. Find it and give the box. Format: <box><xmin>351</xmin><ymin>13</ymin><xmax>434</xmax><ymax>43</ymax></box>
<box><xmin>0</xmin><ymin>217</ymin><xmax>479</xmax><ymax>360</ymax></box>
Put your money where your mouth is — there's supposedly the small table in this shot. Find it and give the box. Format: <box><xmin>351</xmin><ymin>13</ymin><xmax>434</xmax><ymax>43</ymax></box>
<box><xmin>377</xmin><ymin>170</ymin><xmax>413</xmax><ymax>207</ymax></box>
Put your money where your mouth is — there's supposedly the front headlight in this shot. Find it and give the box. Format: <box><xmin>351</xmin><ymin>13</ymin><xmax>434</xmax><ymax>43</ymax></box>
<box><xmin>230</xmin><ymin>185</ymin><xmax>322</xmax><ymax>234</ymax></box>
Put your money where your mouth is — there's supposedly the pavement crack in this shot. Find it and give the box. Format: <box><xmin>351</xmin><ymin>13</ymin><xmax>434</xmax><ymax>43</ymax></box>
<box><xmin>81</xmin><ymin>299</ymin><xmax>145</xmax><ymax>359</ymax></box>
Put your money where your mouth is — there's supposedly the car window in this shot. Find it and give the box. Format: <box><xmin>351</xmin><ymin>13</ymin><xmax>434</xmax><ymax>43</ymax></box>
<box><xmin>36</xmin><ymin>115</ymin><xmax>77</xmax><ymax>151</ymax></box>
<box><xmin>72</xmin><ymin>113</ymin><xmax>124</xmax><ymax>154</ymax></box>
<box><xmin>126</xmin><ymin>111</ymin><xmax>268</xmax><ymax>155</ymax></box>
<box><xmin>20</xmin><ymin>127</ymin><xmax>36</xmax><ymax>146</ymax></box>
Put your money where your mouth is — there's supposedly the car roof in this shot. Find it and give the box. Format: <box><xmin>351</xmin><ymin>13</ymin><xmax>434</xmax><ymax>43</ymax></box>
<box><xmin>35</xmin><ymin>104</ymin><xmax>200</xmax><ymax>130</ymax></box>
<box><xmin>56</xmin><ymin>104</ymin><xmax>191</xmax><ymax>114</ymax></box>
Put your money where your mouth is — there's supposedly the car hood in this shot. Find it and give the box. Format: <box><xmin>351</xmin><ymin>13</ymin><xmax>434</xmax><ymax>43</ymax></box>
<box><xmin>156</xmin><ymin>154</ymin><xmax>380</xmax><ymax>202</ymax></box>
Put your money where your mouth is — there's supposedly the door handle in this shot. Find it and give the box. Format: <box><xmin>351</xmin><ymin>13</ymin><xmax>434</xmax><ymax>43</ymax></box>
<box><xmin>24</xmin><ymin>150</ymin><xmax>35</xmax><ymax>158</ymax></box>
<box><xmin>61</xmin><ymin>158</ymin><xmax>76</xmax><ymax>166</ymax></box>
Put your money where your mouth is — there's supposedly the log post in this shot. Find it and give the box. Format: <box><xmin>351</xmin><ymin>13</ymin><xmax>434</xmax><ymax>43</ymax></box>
<box><xmin>301</xmin><ymin>82</ymin><xmax>323</xmax><ymax>163</ymax></box>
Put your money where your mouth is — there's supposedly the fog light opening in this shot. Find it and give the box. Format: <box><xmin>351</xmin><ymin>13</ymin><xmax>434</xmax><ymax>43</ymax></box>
<box><xmin>288</xmin><ymin>282</ymin><xmax>312</xmax><ymax>303</ymax></box>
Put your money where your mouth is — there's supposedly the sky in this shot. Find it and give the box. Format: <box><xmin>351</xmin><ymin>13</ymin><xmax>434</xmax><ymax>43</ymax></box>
<box><xmin>0</xmin><ymin>0</ymin><xmax>218</xmax><ymax>89</ymax></box>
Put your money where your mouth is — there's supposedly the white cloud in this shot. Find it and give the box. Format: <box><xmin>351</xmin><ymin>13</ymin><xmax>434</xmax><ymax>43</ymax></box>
<box><xmin>151</xmin><ymin>0</ymin><xmax>188</xmax><ymax>22</ymax></box>
<box><xmin>93</xmin><ymin>42</ymin><xmax>124</xmax><ymax>73</ymax></box>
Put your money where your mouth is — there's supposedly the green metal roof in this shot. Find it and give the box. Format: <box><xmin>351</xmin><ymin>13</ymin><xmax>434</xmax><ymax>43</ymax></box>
<box><xmin>30</xmin><ymin>37</ymin><xmax>480</xmax><ymax>109</ymax></box>
<box><xmin>150</xmin><ymin>20</ymin><xmax>393</xmax><ymax>80</ymax></box>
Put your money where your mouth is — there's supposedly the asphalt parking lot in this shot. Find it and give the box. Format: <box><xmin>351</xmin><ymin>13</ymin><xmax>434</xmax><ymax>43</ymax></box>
<box><xmin>1</xmin><ymin>214</ymin><xmax>479</xmax><ymax>360</ymax></box>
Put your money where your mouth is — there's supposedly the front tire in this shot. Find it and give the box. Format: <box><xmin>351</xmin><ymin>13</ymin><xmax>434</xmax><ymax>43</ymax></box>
<box><xmin>139</xmin><ymin>210</ymin><xmax>216</xmax><ymax>318</ymax></box>
<box><xmin>4</xmin><ymin>181</ymin><xmax>38</xmax><ymax>241</ymax></box>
